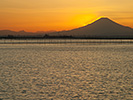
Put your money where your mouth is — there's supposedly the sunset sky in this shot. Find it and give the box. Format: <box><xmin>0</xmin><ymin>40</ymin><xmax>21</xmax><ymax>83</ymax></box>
<box><xmin>0</xmin><ymin>0</ymin><xmax>133</xmax><ymax>32</ymax></box>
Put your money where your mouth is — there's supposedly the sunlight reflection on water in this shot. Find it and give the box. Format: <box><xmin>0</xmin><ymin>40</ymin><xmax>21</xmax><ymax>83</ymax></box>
<box><xmin>0</xmin><ymin>41</ymin><xmax>132</xmax><ymax>99</ymax></box>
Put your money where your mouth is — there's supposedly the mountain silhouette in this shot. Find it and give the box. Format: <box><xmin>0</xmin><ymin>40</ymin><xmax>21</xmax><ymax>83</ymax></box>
<box><xmin>0</xmin><ymin>17</ymin><xmax>133</xmax><ymax>38</ymax></box>
<box><xmin>0</xmin><ymin>30</ymin><xmax>55</xmax><ymax>37</ymax></box>
<box><xmin>0</xmin><ymin>30</ymin><xmax>17</xmax><ymax>36</ymax></box>
<box><xmin>0</xmin><ymin>30</ymin><xmax>42</xmax><ymax>37</ymax></box>
<box><xmin>50</xmin><ymin>17</ymin><xmax>133</xmax><ymax>38</ymax></box>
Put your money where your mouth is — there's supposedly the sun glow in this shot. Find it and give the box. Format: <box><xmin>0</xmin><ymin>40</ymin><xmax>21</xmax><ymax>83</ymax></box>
<box><xmin>70</xmin><ymin>14</ymin><xmax>98</xmax><ymax>27</ymax></box>
<box><xmin>0</xmin><ymin>0</ymin><xmax>133</xmax><ymax>32</ymax></box>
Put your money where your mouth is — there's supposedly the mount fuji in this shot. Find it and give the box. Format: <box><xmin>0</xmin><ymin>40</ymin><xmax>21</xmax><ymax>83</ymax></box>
<box><xmin>50</xmin><ymin>17</ymin><xmax>133</xmax><ymax>38</ymax></box>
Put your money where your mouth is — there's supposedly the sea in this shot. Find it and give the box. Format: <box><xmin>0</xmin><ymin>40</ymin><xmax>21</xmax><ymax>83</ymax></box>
<box><xmin>0</xmin><ymin>39</ymin><xmax>132</xmax><ymax>100</ymax></box>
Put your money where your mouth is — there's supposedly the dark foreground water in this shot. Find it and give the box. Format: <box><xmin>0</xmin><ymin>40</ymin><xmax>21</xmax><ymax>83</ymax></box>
<box><xmin>0</xmin><ymin>40</ymin><xmax>133</xmax><ymax>100</ymax></box>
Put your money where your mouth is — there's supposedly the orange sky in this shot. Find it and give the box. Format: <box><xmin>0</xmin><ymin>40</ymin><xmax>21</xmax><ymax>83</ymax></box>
<box><xmin>0</xmin><ymin>0</ymin><xmax>133</xmax><ymax>32</ymax></box>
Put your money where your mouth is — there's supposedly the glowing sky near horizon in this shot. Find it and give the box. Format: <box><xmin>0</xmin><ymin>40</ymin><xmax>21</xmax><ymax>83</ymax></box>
<box><xmin>0</xmin><ymin>0</ymin><xmax>133</xmax><ymax>32</ymax></box>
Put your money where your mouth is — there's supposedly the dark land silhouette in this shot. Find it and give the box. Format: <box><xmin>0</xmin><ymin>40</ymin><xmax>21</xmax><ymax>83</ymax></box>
<box><xmin>50</xmin><ymin>17</ymin><xmax>133</xmax><ymax>38</ymax></box>
<box><xmin>0</xmin><ymin>17</ymin><xmax>133</xmax><ymax>39</ymax></box>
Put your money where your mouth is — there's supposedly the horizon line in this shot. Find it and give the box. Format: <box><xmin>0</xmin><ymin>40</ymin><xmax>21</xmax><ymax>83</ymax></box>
<box><xmin>0</xmin><ymin>17</ymin><xmax>132</xmax><ymax>33</ymax></box>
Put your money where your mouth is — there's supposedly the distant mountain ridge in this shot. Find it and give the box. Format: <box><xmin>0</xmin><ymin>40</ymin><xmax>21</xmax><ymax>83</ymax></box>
<box><xmin>0</xmin><ymin>30</ymin><xmax>45</xmax><ymax>37</ymax></box>
<box><xmin>0</xmin><ymin>17</ymin><xmax>133</xmax><ymax>38</ymax></box>
<box><xmin>0</xmin><ymin>30</ymin><xmax>56</xmax><ymax>37</ymax></box>
<box><xmin>0</xmin><ymin>30</ymin><xmax>31</xmax><ymax>36</ymax></box>
<box><xmin>50</xmin><ymin>17</ymin><xmax>133</xmax><ymax>38</ymax></box>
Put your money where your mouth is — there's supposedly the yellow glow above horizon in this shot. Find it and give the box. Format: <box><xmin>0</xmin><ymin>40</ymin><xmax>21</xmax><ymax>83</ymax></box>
<box><xmin>0</xmin><ymin>0</ymin><xmax>133</xmax><ymax>32</ymax></box>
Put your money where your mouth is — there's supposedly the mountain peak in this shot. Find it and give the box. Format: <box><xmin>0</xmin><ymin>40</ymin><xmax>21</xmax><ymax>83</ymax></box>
<box><xmin>51</xmin><ymin>17</ymin><xmax>133</xmax><ymax>37</ymax></box>
<box><xmin>94</xmin><ymin>17</ymin><xmax>113</xmax><ymax>23</ymax></box>
<box><xmin>19</xmin><ymin>30</ymin><xmax>26</xmax><ymax>32</ymax></box>
<box><xmin>98</xmin><ymin>17</ymin><xmax>110</xmax><ymax>20</ymax></box>
<box><xmin>89</xmin><ymin>17</ymin><xmax>120</xmax><ymax>27</ymax></box>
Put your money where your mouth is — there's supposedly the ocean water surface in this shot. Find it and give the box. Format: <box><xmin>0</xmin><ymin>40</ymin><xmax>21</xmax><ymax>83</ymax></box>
<box><xmin>0</xmin><ymin>39</ymin><xmax>132</xmax><ymax>100</ymax></box>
